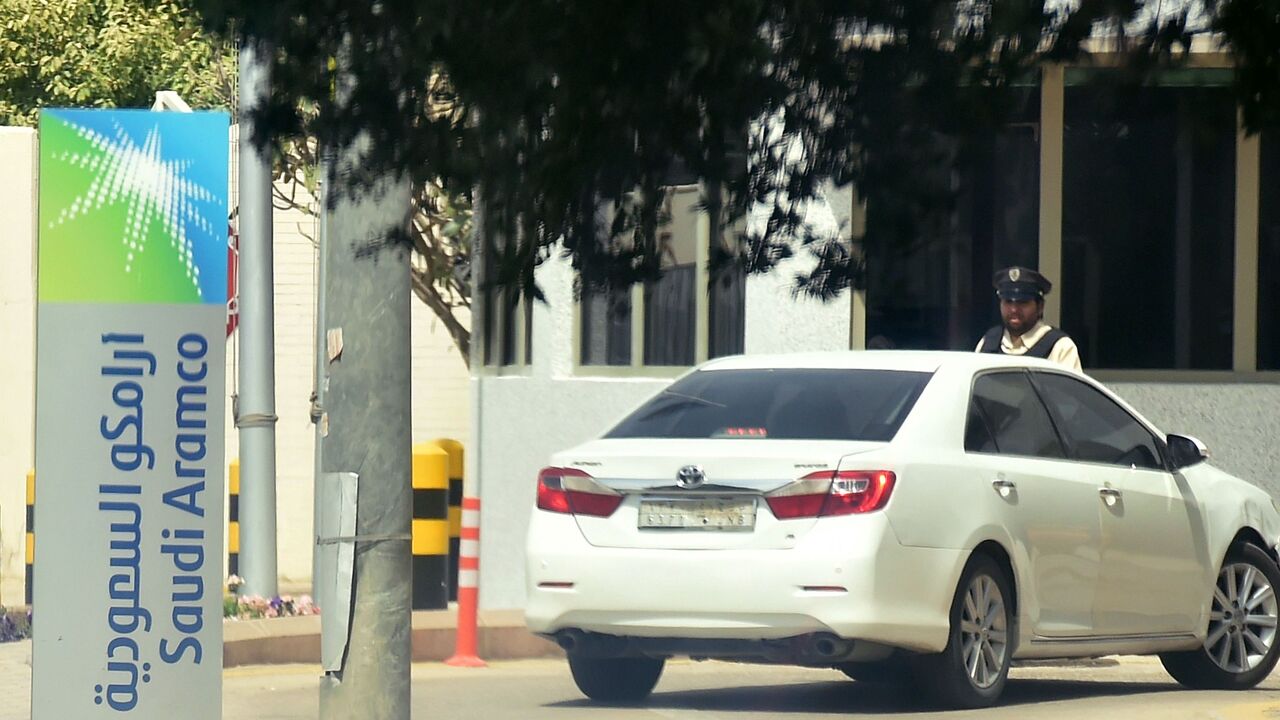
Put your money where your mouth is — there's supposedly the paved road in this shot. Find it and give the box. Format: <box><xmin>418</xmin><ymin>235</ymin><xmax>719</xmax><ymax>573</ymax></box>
<box><xmin>225</xmin><ymin>656</ymin><xmax>1280</xmax><ymax>719</ymax></box>
<box><xmin>6</xmin><ymin>639</ymin><xmax>1280</xmax><ymax>719</ymax></box>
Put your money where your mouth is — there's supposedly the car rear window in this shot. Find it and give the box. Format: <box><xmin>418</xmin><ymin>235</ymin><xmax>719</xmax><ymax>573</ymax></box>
<box><xmin>605</xmin><ymin>368</ymin><xmax>933</xmax><ymax>441</ymax></box>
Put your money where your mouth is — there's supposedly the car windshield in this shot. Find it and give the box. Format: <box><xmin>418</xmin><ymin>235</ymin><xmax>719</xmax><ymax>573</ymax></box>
<box><xmin>606</xmin><ymin>368</ymin><xmax>933</xmax><ymax>441</ymax></box>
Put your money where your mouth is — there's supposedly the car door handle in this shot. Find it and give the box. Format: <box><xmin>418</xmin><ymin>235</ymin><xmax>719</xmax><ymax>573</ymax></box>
<box><xmin>992</xmin><ymin>479</ymin><xmax>1016</xmax><ymax>492</ymax></box>
<box><xmin>1098</xmin><ymin>487</ymin><xmax>1123</xmax><ymax>500</ymax></box>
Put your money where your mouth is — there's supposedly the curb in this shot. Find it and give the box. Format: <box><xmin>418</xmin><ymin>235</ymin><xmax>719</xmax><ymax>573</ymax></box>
<box><xmin>223</xmin><ymin>608</ymin><xmax>561</xmax><ymax>668</ymax></box>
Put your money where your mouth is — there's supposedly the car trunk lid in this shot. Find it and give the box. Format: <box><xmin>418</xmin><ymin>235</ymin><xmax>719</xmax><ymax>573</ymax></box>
<box><xmin>551</xmin><ymin>438</ymin><xmax>884</xmax><ymax>549</ymax></box>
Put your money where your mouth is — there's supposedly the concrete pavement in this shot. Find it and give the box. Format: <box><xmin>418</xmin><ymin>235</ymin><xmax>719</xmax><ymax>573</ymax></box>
<box><xmin>222</xmin><ymin>656</ymin><xmax>1280</xmax><ymax>720</ymax></box>
<box><xmin>0</xmin><ymin>607</ymin><xmax>561</xmax><ymax>719</ymax></box>
<box><xmin>223</xmin><ymin>608</ymin><xmax>559</xmax><ymax>666</ymax></box>
<box><xmin>9</xmin><ymin>618</ymin><xmax>1280</xmax><ymax>719</ymax></box>
<box><xmin>9</xmin><ymin>646</ymin><xmax>1280</xmax><ymax>720</ymax></box>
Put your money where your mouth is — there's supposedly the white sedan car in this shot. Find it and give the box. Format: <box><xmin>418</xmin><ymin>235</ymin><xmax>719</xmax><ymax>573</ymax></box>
<box><xmin>525</xmin><ymin>351</ymin><xmax>1280</xmax><ymax>708</ymax></box>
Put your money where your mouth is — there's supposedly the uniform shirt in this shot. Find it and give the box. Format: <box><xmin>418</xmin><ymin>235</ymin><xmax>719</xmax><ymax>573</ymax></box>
<box><xmin>974</xmin><ymin>321</ymin><xmax>1083</xmax><ymax>373</ymax></box>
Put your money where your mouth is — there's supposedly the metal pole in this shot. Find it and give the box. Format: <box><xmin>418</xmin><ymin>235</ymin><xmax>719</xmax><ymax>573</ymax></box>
<box><xmin>312</xmin><ymin>162</ymin><xmax>329</xmax><ymax>601</ymax></box>
<box><xmin>317</xmin><ymin>142</ymin><xmax>414</xmax><ymax>719</ymax></box>
<box><xmin>236</xmin><ymin>40</ymin><xmax>279</xmax><ymax>597</ymax></box>
<box><xmin>447</xmin><ymin>188</ymin><xmax>485</xmax><ymax>667</ymax></box>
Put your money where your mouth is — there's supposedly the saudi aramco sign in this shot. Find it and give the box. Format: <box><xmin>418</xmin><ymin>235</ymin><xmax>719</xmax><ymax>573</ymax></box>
<box><xmin>32</xmin><ymin>109</ymin><xmax>229</xmax><ymax>719</ymax></box>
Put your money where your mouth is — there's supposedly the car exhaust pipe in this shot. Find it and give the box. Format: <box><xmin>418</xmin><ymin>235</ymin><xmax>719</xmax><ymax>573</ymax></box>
<box><xmin>555</xmin><ymin>629</ymin><xmax>585</xmax><ymax>653</ymax></box>
<box><xmin>809</xmin><ymin>633</ymin><xmax>855</xmax><ymax>659</ymax></box>
<box><xmin>552</xmin><ymin>629</ymin><xmax>630</xmax><ymax>657</ymax></box>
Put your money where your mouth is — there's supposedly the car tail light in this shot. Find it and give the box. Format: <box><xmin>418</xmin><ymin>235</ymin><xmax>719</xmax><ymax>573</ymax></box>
<box><xmin>536</xmin><ymin>467</ymin><xmax>624</xmax><ymax>517</ymax></box>
<box><xmin>765</xmin><ymin>470</ymin><xmax>896</xmax><ymax>519</ymax></box>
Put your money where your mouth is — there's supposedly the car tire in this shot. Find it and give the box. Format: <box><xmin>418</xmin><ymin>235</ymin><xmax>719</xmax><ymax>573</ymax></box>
<box><xmin>913</xmin><ymin>553</ymin><xmax>1015</xmax><ymax>709</ymax></box>
<box><xmin>567</xmin><ymin>654</ymin><xmax>665</xmax><ymax>703</ymax></box>
<box><xmin>1161</xmin><ymin>543</ymin><xmax>1280</xmax><ymax>690</ymax></box>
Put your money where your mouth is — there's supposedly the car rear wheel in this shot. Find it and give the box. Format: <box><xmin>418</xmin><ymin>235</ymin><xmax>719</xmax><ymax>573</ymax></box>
<box><xmin>913</xmin><ymin>554</ymin><xmax>1014</xmax><ymax>709</ymax></box>
<box><xmin>567</xmin><ymin>654</ymin><xmax>665</xmax><ymax>703</ymax></box>
<box><xmin>1161</xmin><ymin>543</ymin><xmax>1280</xmax><ymax>690</ymax></box>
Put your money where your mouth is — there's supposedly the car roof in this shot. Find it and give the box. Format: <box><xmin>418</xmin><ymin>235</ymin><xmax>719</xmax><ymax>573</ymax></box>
<box><xmin>698</xmin><ymin>350</ymin><xmax>1067</xmax><ymax>374</ymax></box>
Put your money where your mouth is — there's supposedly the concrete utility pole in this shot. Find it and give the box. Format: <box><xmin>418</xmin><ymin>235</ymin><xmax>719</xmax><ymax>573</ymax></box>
<box><xmin>236</xmin><ymin>40</ymin><xmax>280</xmax><ymax>597</ymax></box>
<box><xmin>316</xmin><ymin>144</ymin><xmax>414</xmax><ymax>717</ymax></box>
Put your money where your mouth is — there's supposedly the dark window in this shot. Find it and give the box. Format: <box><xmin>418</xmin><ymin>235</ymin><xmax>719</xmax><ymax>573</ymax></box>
<box><xmin>643</xmin><ymin>264</ymin><xmax>695</xmax><ymax>366</ymax></box>
<box><xmin>481</xmin><ymin>284</ymin><xmax>496</xmax><ymax>366</ymax></box>
<box><xmin>964</xmin><ymin>403</ymin><xmax>999</xmax><ymax>453</ymax></box>
<box><xmin>580</xmin><ymin>285</ymin><xmax>632</xmax><ymax>366</ymax></box>
<box><xmin>479</xmin><ymin>224</ymin><xmax>532</xmax><ymax>367</ymax></box>
<box><xmin>579</xmin><ymin>186</ymin><xmax>746</xmax><ymax>367</ymax></box>
<box><xmin>1062</xmin><ymin>78</ymin><xmax>1236</xmax><ymax>369</ymax></box>
<box><xmin>1260</xmin><ymin>131</ymin><xmax>1280</xmax><ymax>369</ymax></box>
<box><xmin>1030</xmin><ymin>372</ymin><xmax>1164</xmax><ymax>470</ymax></box>
<box><xmin>606</xmin><ymin>369</ymin><xmax>932</xmax><ymax>441</ymax></box>
<box><xmin>969</xmin><ymin>372</ymin><xmax>1065</xmax><ymax>459</ymax></box>
<box><xmin>500</xmin><ymin>288</ymin><xmax>519</xmax><ymax>366</ymax></box>
<box><xmin>708</xmin><ymin>266</ymin><xmax>746</xmax><ymax>359</ymax></box>
<box><xmin>865</xmin><ymin>86</ymin><xmax>1041</xmax><ymax>351</ymax></box>
<box><xmin>523</xmin><ymin>295</ymin><xmax>533</xmax><ymax>365</ymax></box>
<box><xmin>480</xmin><ymin>233</ymin><xmax>497</xmax><ymax>366</ymax></box>
<box><xmin>644</xmin><ymin>189</ymin><xmax>701</xmax><ymax>366</ymax></box>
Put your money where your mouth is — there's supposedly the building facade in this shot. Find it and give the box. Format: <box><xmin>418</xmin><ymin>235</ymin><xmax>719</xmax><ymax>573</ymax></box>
<box><xmin>472</xmin><ymin>60</ymin><xmax>1280</xmax><ymax>610</ymax></box>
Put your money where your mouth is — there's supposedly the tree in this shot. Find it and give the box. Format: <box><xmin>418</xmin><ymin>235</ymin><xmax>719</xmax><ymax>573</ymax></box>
<box><xmin>0</xmin><ymin>0</ymin><xmax>233</xmax><ymax>125</ymax></box>
<box><xmin>0</xmin><ymin>0</ymin><xmax>477</xmax><ymax>366</ymax></box>
<box><xmin>190</xmin><ymin>0</ymin><xmax>1280</xmax><ymax>305</ymax></box>
<box><xmin>273</xmin><ymin>91</ymin><xmax>475</xmax><ymax>366</ymax></box>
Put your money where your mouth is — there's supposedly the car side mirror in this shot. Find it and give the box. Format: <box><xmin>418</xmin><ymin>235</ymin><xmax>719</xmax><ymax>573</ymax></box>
<box><xmin>1167</xmin><ymin>433</ymin><xmax>1209</xmax><ymax>470</ymax></box>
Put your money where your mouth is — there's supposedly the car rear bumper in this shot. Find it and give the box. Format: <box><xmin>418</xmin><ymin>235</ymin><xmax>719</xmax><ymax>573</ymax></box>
<box><xmin>524</xmin><ymin>510</ymin><xmax>965</xmax><ymax>653</ymax></box>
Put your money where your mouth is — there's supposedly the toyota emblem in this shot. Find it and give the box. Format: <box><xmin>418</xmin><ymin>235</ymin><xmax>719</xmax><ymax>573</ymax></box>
<box><xmin>676</xmin><ymin>465</ymin><xmax>706</xmax><ymax>489</ymax></box>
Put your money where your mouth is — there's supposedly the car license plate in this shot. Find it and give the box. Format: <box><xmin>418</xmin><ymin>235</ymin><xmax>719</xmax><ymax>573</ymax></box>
<box><xmin>637</xmin><ymin>497</ymin><xmax>756</xmax><ymax>531</ymax></box>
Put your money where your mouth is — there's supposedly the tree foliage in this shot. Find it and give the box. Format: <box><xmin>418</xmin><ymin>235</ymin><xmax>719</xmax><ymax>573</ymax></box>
<box><xmin>0</xmin><ymin>0</ymin><xmax>233</xmax><ymax>125</ymax></box>
<box><xmin>272</xmin><ymin>89</ymin><xmax>475</xmax><ymax>366</ymax></box>
<box><xmin>0</xmin><ymin>0</ymin><xmax>477</xmax><ymax>365</ymax></box>
<box><xmin>190</xmin><ymin>0</ymin><xmax>1280</xmax><ymax>303</ymax></box>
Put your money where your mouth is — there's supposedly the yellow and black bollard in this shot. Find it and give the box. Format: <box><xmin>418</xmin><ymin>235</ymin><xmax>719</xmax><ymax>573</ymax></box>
<box><xmin>228</xmin><ymin>459</ymin><xmax>240</xmax><ymax>577</ymax></box>
<box><xmin>25</xmin><ymin>470</ymin><xmax>34</xmax><ymax>606</ymax></box>
<box><xmin>412</xmin><ymin>443</ymin><xmax>450</xmax><ymax>609</ymax></box>
<box><xmin>432</xmin><ymin>438</ymin><xmax>464</xmax><ymax>602</ymax></box>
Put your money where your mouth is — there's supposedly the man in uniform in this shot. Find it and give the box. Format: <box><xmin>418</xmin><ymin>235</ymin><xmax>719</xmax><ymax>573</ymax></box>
<box><xmin>975</xmin><ymin>266</ymin><xmax>1082</xmax><ymax>373</ymax></box>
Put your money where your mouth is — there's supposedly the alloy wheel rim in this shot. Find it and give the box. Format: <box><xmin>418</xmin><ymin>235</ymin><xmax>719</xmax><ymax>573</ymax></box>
<box><xmin>1205</xmin><ymin>562</ymin><xmax>1279</xmax><ymax>674</ymax></box>
<box><xmin>959</xmin><ymin>574</ymin><xmax>1008</xmax><ymax>689</ymax></box>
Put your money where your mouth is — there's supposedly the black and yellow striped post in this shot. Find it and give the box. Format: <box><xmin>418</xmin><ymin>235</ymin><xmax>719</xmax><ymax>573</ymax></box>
<box><xmin>412</xmin><ymin>442</ymin><xmax>449</xmax><ymax>609</ymax></box>
<box><xmin>433</xmin><ymin>438</ymin><xmax>464</xmax><ymax>602</ymax></box>
<box><xmin>228</xmin><ymin>458</ymin><xmax>240</xmax><ymax>577</ymax></box>
<box><xmin>25</xmin><ymin>470</ymin><xmax>34</xmax><ymax>606</ymax></box>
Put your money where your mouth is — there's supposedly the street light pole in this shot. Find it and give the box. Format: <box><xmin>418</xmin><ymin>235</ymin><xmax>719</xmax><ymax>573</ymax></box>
<box><xmin>236</xmin><ymin>39</ymin><xmax>280</xmax><ymax>598</ymax></box>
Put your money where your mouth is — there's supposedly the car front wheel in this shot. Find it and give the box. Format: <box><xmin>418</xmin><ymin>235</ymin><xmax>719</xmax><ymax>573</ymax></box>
<box><xmin>1161</xmin><ymin>543</ymin><xmax>1280</xmax><ymax>690</ymax></box>
<box><xmin>913</xmin><ymin>553</ymin><xmax>1014</xmax><ymax>709</ymax></box>
<box><xmin>567</xmin><ymin>654</ymin><xmax>665</xmax><ymax>703</ymax></box>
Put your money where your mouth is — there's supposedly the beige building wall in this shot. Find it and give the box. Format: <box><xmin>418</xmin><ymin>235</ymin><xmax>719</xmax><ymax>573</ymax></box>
<box><xmin>0</xmin><ymin>128</ymin><xmax>37</xmax><ymax>607</ymax></box>
<box><xmin>0</xmin><ymin>124</ymin><xmax>470</xmax><ymax>602</ymax></box>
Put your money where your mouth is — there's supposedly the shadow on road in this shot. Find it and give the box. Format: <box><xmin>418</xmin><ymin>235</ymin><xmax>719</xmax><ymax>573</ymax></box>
<box><xmin>546</xmin><ymin>677</ymin><xmax>1181</xmax><ymax>715</ymax></box>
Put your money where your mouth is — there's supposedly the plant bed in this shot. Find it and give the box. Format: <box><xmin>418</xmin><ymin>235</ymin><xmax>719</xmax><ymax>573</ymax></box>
<box><xmin>0</xmin><ymin>606</ymin><xmax>31</xmax><ymax>642</ymax></box>
<box><xmin>223</xmin><ymin>575</ymin><xmax>320</xmax><ymax>621</ymax></box>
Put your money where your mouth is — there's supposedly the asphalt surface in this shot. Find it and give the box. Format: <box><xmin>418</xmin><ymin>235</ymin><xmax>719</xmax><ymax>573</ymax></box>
<box><xmin>222</xmin><ymin>655</ymin><xmax>1280</xmax><ymax>719</ymax></box>
<box><xmin>7</xmin><ymin>638</ymin><xmax>1280</xmax><ymax>719</ymax></box>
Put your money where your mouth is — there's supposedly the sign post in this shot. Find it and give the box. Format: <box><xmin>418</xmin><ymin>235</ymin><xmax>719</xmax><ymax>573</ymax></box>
<box><xmin>32</xmin><ymin>109</ymin><xmax>229</xmax><ymax>719</ymax></box>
